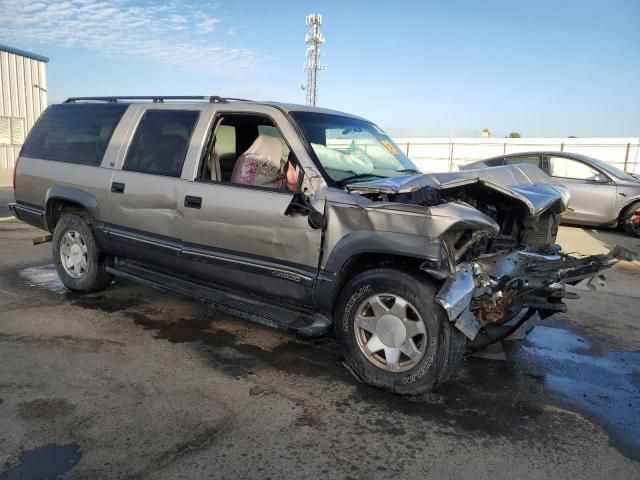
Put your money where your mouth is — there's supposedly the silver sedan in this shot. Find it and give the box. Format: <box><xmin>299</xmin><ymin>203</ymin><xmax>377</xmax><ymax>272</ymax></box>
<box><xmin>462</xmin><ymin>152</ymin><xmax>640</xmax><ymax>237</ymax></box>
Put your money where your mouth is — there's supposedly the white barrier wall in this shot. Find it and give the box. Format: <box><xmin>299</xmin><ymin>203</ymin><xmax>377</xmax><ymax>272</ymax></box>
<box><xmin>392</xmin><ymin>137</ymin><xmax>640</xmax><ymax>174</ymax></box>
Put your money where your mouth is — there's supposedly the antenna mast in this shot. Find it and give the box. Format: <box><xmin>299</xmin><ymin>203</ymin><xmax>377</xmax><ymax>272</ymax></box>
<box><xmin>302</xmin><ymin>13</ymin><xmax>326</xmax><ymax>107</ymax></box>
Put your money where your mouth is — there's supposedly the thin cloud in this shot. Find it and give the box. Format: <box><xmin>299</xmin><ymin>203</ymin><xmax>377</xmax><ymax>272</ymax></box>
<box><xmin>199</xmin><ymin>18</ymin><xmax>221</xmax><ymax>33</ymax></box>
<box><xmin>0</xmin><ymin>0</ymin><xmax>266</xmax><ymax>74</ymax></box>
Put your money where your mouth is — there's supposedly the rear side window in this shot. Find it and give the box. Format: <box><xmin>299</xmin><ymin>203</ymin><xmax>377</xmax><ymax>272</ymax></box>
<box><xmin>123</xmin><ymin>110</ymin><xmax>199</xmax><ymax>177</ymax></box>
<box><xmin>21</xmin><ymin>104</ymin><xmax>128</xmax><ymax>165</ymax></box>
<box><xmin>505</xmin><ymin>155</ymin><xmax>541</xmax><ymax>168</ymax></box>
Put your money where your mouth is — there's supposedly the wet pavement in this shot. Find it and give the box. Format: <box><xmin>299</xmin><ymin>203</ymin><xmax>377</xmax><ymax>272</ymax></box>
<box><xmin>0</xmin><ymin>187</ymin><xmax>13</xmax><ymax>218</ymax></box>
<box><xmin>0</xmin><ymin>220</ymin><xmax>639</xmax><ymax>479</ymax></box>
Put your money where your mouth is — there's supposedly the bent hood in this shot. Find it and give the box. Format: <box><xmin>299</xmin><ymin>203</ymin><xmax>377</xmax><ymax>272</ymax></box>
<box><xmin>346</xmin><ymin>163</ymin><xmax>570</xmax><ymax>217</ymax></box>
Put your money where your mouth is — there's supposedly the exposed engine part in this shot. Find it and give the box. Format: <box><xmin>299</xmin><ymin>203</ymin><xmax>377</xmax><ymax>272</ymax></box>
<box><xmin>472</xmin><ymin>287</ymin><xmax>518</xmax><ymax>325</ymax></box>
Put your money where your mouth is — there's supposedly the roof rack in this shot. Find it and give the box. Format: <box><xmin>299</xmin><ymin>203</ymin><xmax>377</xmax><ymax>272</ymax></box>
<box><xmin>63</xmin><ymin>96</ymin><xmax>252</xmax><ymax>104</ymax></box>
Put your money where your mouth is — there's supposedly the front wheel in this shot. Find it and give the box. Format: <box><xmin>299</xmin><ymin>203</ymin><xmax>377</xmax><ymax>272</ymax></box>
<box><xmin>622</xmin><ymin>203</ymin><xmax>640</xmax><ymax>237</ymax></box>
<box><xmin>53</xmin><ymin>212</ymin><xmax>114</xmax><ymax>293</ymax></box>
<box><xmin>334</xmin><ymin>267</ymin><xmax>466</xmax><ymax>397</ymax></box>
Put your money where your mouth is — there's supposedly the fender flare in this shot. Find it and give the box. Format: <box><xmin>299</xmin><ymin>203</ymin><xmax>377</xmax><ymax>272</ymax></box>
<box><xmin>44</xmin><ymin>186</ymin><xmax>101</xmax><ymax>230</ymax></box>
<box><xmin>618</xmin><ymin>197</ymin><xmax>640</xmax><ymax>221</ymax></box>
<box><xmin>314</xmin><ymin>230</ymin><xmax>442</xmax><ymax>313</ymax></box>
<box><xmin>323</xmin><ymin>230</ymin><xmax>441</xmax><ymax>275</ymax></box>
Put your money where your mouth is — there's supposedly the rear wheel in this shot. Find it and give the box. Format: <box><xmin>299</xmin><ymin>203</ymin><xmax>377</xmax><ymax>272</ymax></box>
<box><xmin>53</xmin><ymin>212</ymin><xmax>114</xmax><ymax>292</ymax></box>
<box><xmin>622</xmin><ymin>202</ymin><xmax>640</xmax><ymax>237</ymax></box>
<box><xmin>334</xmin><ymin>267</ymin><xmax>466</xmax><ymax>397</ymax></box>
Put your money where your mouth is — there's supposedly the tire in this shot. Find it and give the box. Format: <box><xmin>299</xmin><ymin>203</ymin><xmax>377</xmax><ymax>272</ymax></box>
<box><xmin>622</xmin><ymin>202</ymin><xmax>640</xmax><ymax>237</ymax></box>
<box><xmin>334</xmin><ymin>267</ymin><xmax>466</xmax><ymax>397</ymax></box>
<box><xmin>52</xmin><ymin>212</ymin><xmax>114</xmax><ymax>293</ymax></box>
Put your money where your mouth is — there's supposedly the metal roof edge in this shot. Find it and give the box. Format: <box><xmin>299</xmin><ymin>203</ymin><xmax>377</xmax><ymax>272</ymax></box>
<box><xmin>0</xmin><ymin>44</ymin><xmax>49</xmax><ymax>63</ymax></box>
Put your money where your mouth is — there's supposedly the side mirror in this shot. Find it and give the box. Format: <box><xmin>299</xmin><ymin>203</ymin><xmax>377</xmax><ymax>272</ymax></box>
<box><xmin>283</xmin><ymin>168</ymin><xmax>325</xmax><ymax>229</ymax></box>
<box><xmin>590</xmin><ymin>173</ymin><xmax>609</xmax><ymax>183</ymax></box>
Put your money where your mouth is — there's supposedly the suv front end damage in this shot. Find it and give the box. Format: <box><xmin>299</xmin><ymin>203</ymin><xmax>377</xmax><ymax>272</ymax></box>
<box><xmin>436</xmin><ymin>249</ymin><xmax>614</xmax><ymax>340</ymax></box>
<box><xmin>346</xmin><ymin>163</ymin><xmax>616</xmax><ymax>342</ymax></box>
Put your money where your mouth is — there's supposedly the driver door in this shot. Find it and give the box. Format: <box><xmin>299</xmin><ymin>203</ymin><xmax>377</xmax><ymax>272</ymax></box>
<box><xmin>179</xmin><ymin>111</ymin><xmax>323</xmax><ymax>306</ymax></box>
<box><xmin>544</xmin><ymin>155</ymin><xmax>617</xmax><ymax>224</ymax></box>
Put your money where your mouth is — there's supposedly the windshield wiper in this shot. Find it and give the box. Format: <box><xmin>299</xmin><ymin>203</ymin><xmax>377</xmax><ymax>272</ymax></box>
<box><xmin>396</xmin><ymin>168</ymin><xmax>421</xmax><ymax>174</ymax></box>
<box><xmin>338</xmin><ymin>173</ymin><xmax>386</xmax><ymax>185</ymax></box>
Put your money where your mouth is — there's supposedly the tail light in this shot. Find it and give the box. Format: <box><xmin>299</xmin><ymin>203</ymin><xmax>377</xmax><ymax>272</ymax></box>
<box><xmin>13</xmin><ymin>156</ymin><xmax>20</xmax><ymax>190</ymax></box>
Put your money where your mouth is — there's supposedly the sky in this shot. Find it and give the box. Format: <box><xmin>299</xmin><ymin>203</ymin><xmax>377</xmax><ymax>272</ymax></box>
<box><xmin>1</xmin><ymin>0</ymin><xmax>639</xmax><ymax>137</ymax></box>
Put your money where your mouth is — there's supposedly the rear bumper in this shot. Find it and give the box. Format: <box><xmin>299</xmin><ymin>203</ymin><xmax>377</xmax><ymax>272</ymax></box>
<box><xmin>8</xmin><ymin>202</ymin><xmax>47</xmax><ymax>230</ymax></box>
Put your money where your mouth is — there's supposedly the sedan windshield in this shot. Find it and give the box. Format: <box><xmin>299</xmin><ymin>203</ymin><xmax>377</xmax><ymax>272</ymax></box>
<box><xmin>580</xmin><ymin>155</ymin><xmax>637</xmax><ymax>181</ymax></box>
<box><xmin>290</xmin><ymin>112</ymin><xmax>419</xmax><ymax>184</ymax></box>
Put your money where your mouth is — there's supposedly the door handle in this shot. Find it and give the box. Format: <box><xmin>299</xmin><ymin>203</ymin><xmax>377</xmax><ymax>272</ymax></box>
<box><xmin>184</xmin><ymin>195</ymin><xmax>202</xmax><ymax>209</ymax></box>
<box><xmin>111</xmin><ymin>182</ymin><xmax>125</xmax><ymax>193</ymax></box>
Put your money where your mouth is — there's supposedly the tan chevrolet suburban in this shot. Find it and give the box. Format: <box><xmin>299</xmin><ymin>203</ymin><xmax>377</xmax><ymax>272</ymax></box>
<box><xmin>10</xmin><ymin>96</ymin><xmax>613</xmax><ymax>397</ymax></box>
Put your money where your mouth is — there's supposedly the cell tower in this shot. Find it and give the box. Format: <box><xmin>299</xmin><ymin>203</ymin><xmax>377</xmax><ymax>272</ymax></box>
<box><xmin>302</xmin><ymin>13</ymin><xmax>326</xmax><ymax>107</ymax></box>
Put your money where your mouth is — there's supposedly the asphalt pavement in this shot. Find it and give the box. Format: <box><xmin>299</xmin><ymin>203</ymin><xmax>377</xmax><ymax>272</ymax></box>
<box><xmin>0</xmin><ymin>220</ymin><xmax>639</xmax><ymax>479</ymax></box>
<box><xmin>0</xmin><ymin>186</ymin><xmax>14</xmax><ymax>218</ymax></box>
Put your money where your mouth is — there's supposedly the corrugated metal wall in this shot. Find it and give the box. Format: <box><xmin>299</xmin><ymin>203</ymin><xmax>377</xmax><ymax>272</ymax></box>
<box><xmin>0</xmin><ymin>49</ymin><xmax>48</xmax><ymax>169</ymax></box>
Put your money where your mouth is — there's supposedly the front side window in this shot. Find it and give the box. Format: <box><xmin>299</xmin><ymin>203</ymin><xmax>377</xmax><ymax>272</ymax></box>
<box><xmin>124</xmin><ymin>110</ymin><xmax>199</xmax><ymax>177</ymax></box>
<box><xmin>21</xmin><ymin>104</ymin><xmax>127</xmax><ymax>165</ymax></box>
<box><xmin>290</xmin><ymin>112</ymin><xmax>418</xmax><ymax>184</ymax></box>
<box><xmin>198</xmin><ymin>113</ymin><xmax>296</xmax><ymax>191</ymax></box>
<box><xmin>548</xmin><ymin>156</ymin><xmax>601</xmax><ymax>180</ymax></box>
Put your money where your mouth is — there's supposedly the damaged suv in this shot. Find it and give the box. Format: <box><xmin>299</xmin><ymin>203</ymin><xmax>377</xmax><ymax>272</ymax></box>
<box><xmin>11</xmin><ymin>96</ymin><xmax>614</xmax><ymax>396</ymax></box>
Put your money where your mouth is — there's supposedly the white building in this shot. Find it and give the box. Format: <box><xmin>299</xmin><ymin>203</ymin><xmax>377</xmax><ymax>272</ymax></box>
<box><xmin>0</xmin><ymin>44</ymin><xmax>49</xmax><ymax>169</ymax></box>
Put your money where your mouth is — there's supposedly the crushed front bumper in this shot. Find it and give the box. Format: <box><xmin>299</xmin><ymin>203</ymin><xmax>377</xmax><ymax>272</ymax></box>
<box><xmin>435</xmin><ymin>246</ymin><xmax>626</xmax><ymax>340</ymax></box>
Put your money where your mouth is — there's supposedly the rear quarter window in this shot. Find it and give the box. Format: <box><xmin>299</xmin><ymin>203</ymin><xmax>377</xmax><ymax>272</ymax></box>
<box><xmin>21</xmin><ymin>104</ymin><xmax>128</xmax><ymax>166</ymax></box>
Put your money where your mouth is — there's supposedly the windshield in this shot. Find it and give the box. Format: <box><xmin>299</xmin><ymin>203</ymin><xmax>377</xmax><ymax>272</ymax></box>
<box><xmin>580</xmin><ymin>155</ymin><xmax>637</xmax><ymax>181</ymax></box>
<box><xmin>290</xmin><ymin>112</ymin><xmax>419</xmax><ymax>184</ymax></box>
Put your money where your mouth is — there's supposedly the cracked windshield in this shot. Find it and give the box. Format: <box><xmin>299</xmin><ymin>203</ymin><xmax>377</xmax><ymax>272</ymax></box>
<box><xmin>291</xmin><ymin>112</ymin><xmax>419</xmax><ymax>184</ymax></box>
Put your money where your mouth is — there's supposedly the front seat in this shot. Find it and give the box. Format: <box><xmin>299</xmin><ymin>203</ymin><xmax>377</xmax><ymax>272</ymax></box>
<box><xmin>230</xmin><ymin>135</ymin><xmax>285</xmax><ymax>188</ymax></box>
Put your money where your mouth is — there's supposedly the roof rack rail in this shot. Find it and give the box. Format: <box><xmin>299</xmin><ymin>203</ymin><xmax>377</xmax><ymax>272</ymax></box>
<box><xmin>63</xmin><ymin>96</ymin><xmax>252</xmax><ymax>104</ymax></box>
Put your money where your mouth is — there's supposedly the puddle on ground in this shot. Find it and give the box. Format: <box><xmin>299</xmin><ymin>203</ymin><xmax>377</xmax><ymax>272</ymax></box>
<box><xmin>72</xmin><ymin>294</ymin><xmax>145</xmax><ymax>313</ymax></box>
<box><xmin>0</xmin><ymin>443</ymin><xmax>81</xmax><ymax>480</ymax></box>
<box><xmin>17</xmin><ymin>265</ymin><xmax>67</xmax><ymax>295</ymax></box>
<box><xmin>126</xmin><ymin>311</ymin><xmax>347</xmax><ymax>381</ymax></box>
<box><xmin>510</xmin><ymin>324</ymin><xmax>640</xmax><ymax>460</ymax></box>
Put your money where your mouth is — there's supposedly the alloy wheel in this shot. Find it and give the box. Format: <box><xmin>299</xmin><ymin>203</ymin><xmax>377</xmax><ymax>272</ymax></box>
<box><xmin>354</xmin><ymin>293</ymin><xmax>428</xmax><ymax>372</ymax></box>
<box><xmin>60</xmin><ymin>229</ymin><xmax>88</xmax><ymax>279</ymax></box>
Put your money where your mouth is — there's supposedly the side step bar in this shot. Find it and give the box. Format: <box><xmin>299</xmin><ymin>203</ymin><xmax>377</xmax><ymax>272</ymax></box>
<box><xmin>106</xmin><ymin>261</ymin><xmax>332</xmax><ymax>337</ymax></box>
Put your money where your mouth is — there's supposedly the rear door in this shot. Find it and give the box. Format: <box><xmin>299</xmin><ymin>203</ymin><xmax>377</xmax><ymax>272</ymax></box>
<box><xmin>544</xmin><ymin>154</ymin><xmax>617</xmax><ymax>224</ymax></box>
<box><xmin>178</xmin><ymin>108</ymin><xmax>323</xmax><ymax>306</ymax></box>
<box><xmin>504</xmin><ymin>154</ymin><xmax>543</xmax><ymax>169</ymax></box>
<box><xmin>105</xmin><ymin>105</ymin><xmax>203</xmax><ymax>270</ymax></box>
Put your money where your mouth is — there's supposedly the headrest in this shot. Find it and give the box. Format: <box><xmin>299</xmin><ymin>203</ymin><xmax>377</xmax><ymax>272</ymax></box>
<box><xmin>241</xmin><ymin>134</ymin><xmax>283</xmax><ymax>168</ymax></box>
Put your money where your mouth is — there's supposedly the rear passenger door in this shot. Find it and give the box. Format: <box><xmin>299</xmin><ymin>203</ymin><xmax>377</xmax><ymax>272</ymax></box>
<box><xmin>105</xmin><ymin>106</ymin><xmax>201</xmax><ymax>270</ymax></box>
<box><xmin>504</xmin><ymin>154</ymin><xmax>542</xmax><ymax>169</ymax></box>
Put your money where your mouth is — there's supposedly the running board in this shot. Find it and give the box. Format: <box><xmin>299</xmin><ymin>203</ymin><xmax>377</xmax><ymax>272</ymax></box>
<box><xmin>106</xmin><ymin>262</ymin><xmax>332</xmax><ymax>337</ymax></box>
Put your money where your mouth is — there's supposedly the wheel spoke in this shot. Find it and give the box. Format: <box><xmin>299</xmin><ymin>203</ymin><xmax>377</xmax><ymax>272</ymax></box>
<box><xmin>400</xmin><ymin>339</ymin><xmax>421</xmax><ymax>361</ymax></box>
<box><xmin>404</xmin><ymin>318</ymin><xmax>426</xmax><ymax>338</ymax></box>
<box><xmin>60</xmin><ymin>244</ymin><xmax>71</xmax><ymax>257</ymax></box>
<box><xmin>384</xmin><ymin>347</ymin><xmax>401</xmax><ymax>370</ymax></box>
<box><xmin>389</xmin><ymin>296</ymin><xmax>408</xmax><ymax>318</ymax></box>
<box><xmin>80</xmin><ymin>255</ymin><xmax>88</xmax><ymax>270</ymax></box>
<box><xmin>365</xmin><ymin>334</ymin><xmax>385</xmax><ymax>354</ymax></box>
<box><xmin>355</xmin><ymin>314</ymin><xmax>376</xmax><ymax>333</ymax></box>
<box><xmin>368</xmin><ymin>296</ymin><xmax>388</xmax><ymax>318</ymax></box>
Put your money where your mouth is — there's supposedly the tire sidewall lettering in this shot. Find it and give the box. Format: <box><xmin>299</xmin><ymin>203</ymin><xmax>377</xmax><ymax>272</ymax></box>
<box><xmin>342</xmin><ymin>284</ymin><xmax>371</xmax><ymax>333</ymax></box>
